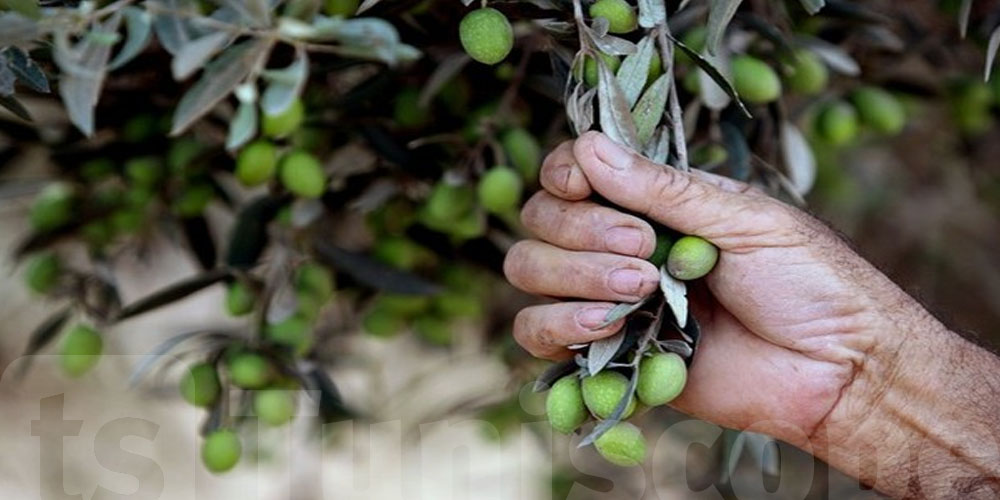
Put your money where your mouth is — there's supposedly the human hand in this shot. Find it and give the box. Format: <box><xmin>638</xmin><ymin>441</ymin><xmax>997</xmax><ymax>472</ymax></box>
<box><xmin>503</xmin><ymin>131</ymin><xmax>919</xmax><ymax>450</ymax></box>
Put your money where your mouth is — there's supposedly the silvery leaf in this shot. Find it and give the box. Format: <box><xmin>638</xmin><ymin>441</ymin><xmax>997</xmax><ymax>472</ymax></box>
<box><xmin>597</xmin><ymin>58</ymin><xmax>641</xmax><ymax>150</ymax></box>
<box><xmin>798</xmin><ymin>36</ymin><xmax>859</xmax><ymax>76</ymax></box>
<box><xmin>587</xmin><ymin>329</ymin><xmax>626</xmax><ymax>376</ymax></box>
<box><xmin>698</xmin><ymin>51</ymin><xmax>732</xmax><ymax>110</ymax></box>
<box><xmin>597</xmin><ymin>296</ymin><xmax>650</xmax><ymax>329</ymax></box>
<box><xmin>959</xmin><ymin>0</ymin><xmax>972</xmax><ymax>38</ymax></box>
<box><xmin>5</xmin><ymin>47</ymin><xmax>49</xmax><ymax>93</ymax></box>
<box><xmin>798</xmin><ymin>0</ymin><xmax>824</xmax><ymax>15</ymax></box>
<box><xmin>985</xmin><ymin>25</ymin><xmax>1000</xmax><ymax>82</ymax></box>
<box><xmin>357</xmin><ymin>0</ymin><xmax>382</xmax><ymax>14</ymax></box>
<box><xmin>171</xmin><ymin>30</ymin><xmax>231</xmax><ymax>80</ymax></box>
<box><xmin>532</xmin><ymin>359</ymin><xmax>579</xmax><ymax>392</ymax></box>
<box><xmin>706</xmin><ymin>0</ymin><xmax>743</xmax><ymax>55</ymax></box>
<box><xmin>617</xmin><ymin>35</ymin><xmax>655</xmax><ymax>107</ymax></box>
<box><xmin>261</xmin><ymin>49</ymin><xmax>308</xmax><ymax>115</ymax></box>
<box><xmin>649</xmin><ymin>126</ymin><xmax>670</xmax><ymax>165</ymax></box>
<box><xmin>632</xmin><ymin>73</ymin><xmax>669</xmax><ymax>145</ymax></box>
<box><xmin>0</xmin><ymin>61</ymin><xmax>14</xmax><ymax>96</ymax></box>
<box><xmin>779</xmin><ymin>121</ymin><xmax>816</xmax><ymax>195</ymax></box>
<box><xmin>225</xmin><ymin>99</ymin><xmax>257</xmax><ymax>150</ymax></box>
<box><xmin>54</xmin><ymin>14</ymin><xmax>123</xmax><ymax>136</ymax></box>
<box><xmin>152</xmin><ymin>0</ymin><xmax>198</xmax><ymax>55</ymax></box>
<box><xmin>0</xmin><ymin>12</ymin><xmax>37</xmax><ymax>46</ymax></box>
<box><xmin>660</xmin><ymin>265</ymin><xmax>688</xmax><ymax>329</ymax></box>
<box><xmin>109</xmin><ymin>7</ymin><xmax>153</xmax><ymax>70</ymax></box>
<box><xmin>672</xmin><ymin>35</ymin><xmax>750</xmax><ymax>117</ymax></box>
<box><xmin>638</xmin><ymin>0</ymin><xmax>667</xmax><ymax>28</ymax></box>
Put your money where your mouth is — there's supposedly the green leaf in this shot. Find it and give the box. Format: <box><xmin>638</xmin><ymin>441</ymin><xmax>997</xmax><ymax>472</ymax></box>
<box><xmin>5</xmin><ymin>46</ymin><xmax>49</xmax><ymax>92</ymax></box>
<box><xmin>116</xmin><ymin>268</ymin><xmax>233</xmax><ymax>321</ymax></box>
<box><xmin>670</xmin><ymin>34</ymin><xmax>751</xmax><ymax>118</ymax></box>
<box><xmin>170</xmin><ymin>38</ymin><xmax>271</xmax><ymax>136</ymax></box>
<box><xmin>706</xmin><ymin>0</ymin><xmax>743</xmax><ymax>56</ymax></box>
<box><xmin>633</xmin><ymin>74</ymin><xmax>669</xmax><ymax>145</ymax></box>
<box><xmin>109</xmin><ymin>7</ymin><xmax>152</xmax><ymax>70</ymax></box>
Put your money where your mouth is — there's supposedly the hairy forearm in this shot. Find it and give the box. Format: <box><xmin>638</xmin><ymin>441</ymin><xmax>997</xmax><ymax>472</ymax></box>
<box><xmin>814</xmin><ymin>292</ymin><xmax>1000</xmax><ymax>498</ymax></box>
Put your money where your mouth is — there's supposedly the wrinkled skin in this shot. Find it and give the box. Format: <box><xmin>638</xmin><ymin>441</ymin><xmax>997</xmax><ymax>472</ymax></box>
<box><xmin>503</xmin><ymin>131</ymin><xmax>912</xmax><ymax>447</ymax></box>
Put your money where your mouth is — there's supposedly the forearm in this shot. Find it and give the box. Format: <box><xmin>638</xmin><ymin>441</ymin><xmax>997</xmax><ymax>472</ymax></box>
<box><xmin>814</xmin><ymin>295</ymin><xmax>1000</xmax><ymax>498</ymax></box>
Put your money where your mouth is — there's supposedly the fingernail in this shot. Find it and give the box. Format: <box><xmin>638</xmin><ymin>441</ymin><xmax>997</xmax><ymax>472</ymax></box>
<box><xmin>605</xmin><ymin>226</ymin><xmax>644</xmax><ymax>255</ymax></box>
<box><xmin>552</xmin><ymin>163</ymin><xmax>573</xmax><ymax>192</ymax></box>
<box><xmin>577</xmin><ymin>307</ymin><xmax>612</xmax><ymax>329</ymax></box>
<box><xmin>608</xmin><ymin>268</ymin><xmax>647</xmax><ymax>296</ymax></box>
<box><xmin>593</xmin><ymin>133</ymin><xmax>633</xmax><ymax>171</ymax></box>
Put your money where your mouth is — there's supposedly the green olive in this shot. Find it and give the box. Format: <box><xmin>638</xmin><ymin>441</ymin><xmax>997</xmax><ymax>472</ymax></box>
<box><xmin>262</xmin><ymin>99</ymin><xmax>305</xmax><ymax>139</ymax></box>
<box><xmin>636</xmin><ymin>352</ymin><xmax>687</xmax><ymax>406</ymax></box>
<box><xmin>30</xmin><ymin>183</ymin><xmax>75</xmax><ymax>232</ymax></box>
<box><xmin>477</xmin><ymin>166</ymin><xmax>522</xmax><ymax>215</ymax></box>
<box><xmin>393</xmin><ymin>87</ymin><xmax>431</xmax><ymax>129</ymax></box>
<box><xmin>581</xmin><ymin>371</ymin><xmax>635</xmax><ymax>419</ymax></box>
<box><xmin>59</xmin><ymin>324</ymin><xmax>103</xmax><ymax>377</ymax></box>
<box><xmin>24</xmin><ymin>252</ymin><xmax>61</xmax><ymax>295</ymax></box>
<box><xmin>546</xmin><ymin>376</ymin><xmax>587</xmax><ymax>434</ymax></box>
<box><xmin>179</xmin><ymin>362</ymin><xmax>221</xmax><ymax>407</ymax></box>
<box><xmin>815</xmin><ymin>100</ymin><xmax>859</xmax><ymax>146</ymax></box>
<box><xmin>279</xmin><ymin>151</ymin><xmax>326</xmax><ymax>198</ymax></box>
<box><xmin>500</xmin><ymin>128</ymin><xmax>541</xmax><ymax>183</ymax></box>
<box><xmin>595</xmin><ymin>422</ymin><xmax>646</xmax><ymax>466</ymax></box>
<box><xmin>254</xmin><ymin>389</ymin><xmax>297</xmax><ymax>426</ymax></box>
<box><xmin>323</xmin><ymin>0</ymin><xmax>359</xmax><ymax>16</ymax></box>
<box><xmin>236</xmin><ymin>140</ymin><xmax>278</xmax><ymax>187</ymax></box>
<box><xmin>201</xmin><ymin>429</ymin><xmax>241</xmax><ymax>473</ymax></box>
<box><xmin>226</xmin><ymin>352</ymin><xmax>272</xmax><ymax>389</ymax></box>
<box><xmin>459</xmin><ymin>8</ymin><xmax>514</xmax><ymax>65</ymax></box>
<box><xmin>666</xmin><ymin>235</ymin><xmax>719</xmax><ymax>280</ymax></box>
<box><xmin>784</xmin><ymin>49</ymin><xmax>828</xmax><ymax>96</ymax></box>
<box><xmin>851</xmin><ymin>86</ymin><xmax>906</xmax><ymax>135</ymax></box>
<box><xmin>589</xmin><ymin>0</ymin><xmax>637</xmax><ymax>34</ymax></box>
<box><xmin>732</xmin><ymin>55</ymin><xmax>782</xmax><ymax>104</ymax></box>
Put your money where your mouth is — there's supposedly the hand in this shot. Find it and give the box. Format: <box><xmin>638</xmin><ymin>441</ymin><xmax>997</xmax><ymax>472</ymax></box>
<box><xmin>504</xmin><ymin>132</ymin><xmax>1000</xmax><ymax>497</ymax></box>
<box><xmin>503</xmin><ymin>131</ymin><xmax>909</xmax><ymax>448</ymax></box>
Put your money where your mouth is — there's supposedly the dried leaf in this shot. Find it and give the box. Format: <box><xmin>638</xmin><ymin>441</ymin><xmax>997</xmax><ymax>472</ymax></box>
<box><xmin>633</xmin><ymin>74</ymin><xmax>669</xmax><ymax>145</ymax></box>
<box><xmin>170</xmin><ymin>38</ymin><xmax>270</xmax><ymax>136</ymax></box>
<box><xmin>659</xmin><ymin>266</ymin><xmax>688</xmax><ymax>329</ymax></box>
<box><xmin>109</xmin><ymin>7</ymin><xmax>152</xmax><ymax>70</ymax></box>
<box><xmin>533</xmin><ymin>359</ymin><xmax>580</xmax><ymax>392</ymax></box>
<box><xmin>597</xmin><ymin>58</ymin><xmax>641</xmax><ymax>150</ymax></box>
<box><xmin>171</xmin><ymin>30</ymin><xmax>231</xmax><ymax>80</ymax></box>
<box><xmin>779</xmin><ymin>121</ymin><xmax>816</xmax><ymax>195</ymax></box>
<box><xmin>261</xmin><ymin>49</ymin><xmax>309</xmax><ymax>115</ymax></box>
<box><xmin>116</xmin><ymin>268</ymin><xmax>232</xmax><ymax>321</ymax></box>
<box><xmin>617</xmin><ymin>35</ymin><xmax>655</xmax><ymax>108</ymax></box>
<box><xmin>706</xmin><ymin>0</ymin><xmax>743</xmax><ymax>55</ymax></box>
<box><xmin>587</xmin><ymin>329</ymin><xmax>626</xmax><ymax>375</ymax></box>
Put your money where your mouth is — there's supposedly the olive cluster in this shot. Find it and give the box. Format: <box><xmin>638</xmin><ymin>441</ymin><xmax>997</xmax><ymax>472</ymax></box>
<box><xmin>235</xmin><ymin>99</ymin><xmax>328</xmax><ymax>198</ymax></box>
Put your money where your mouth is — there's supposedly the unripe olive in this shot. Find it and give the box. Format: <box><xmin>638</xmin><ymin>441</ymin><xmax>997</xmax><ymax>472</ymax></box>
<box><xmin>647</xmin><ymin>232</ymin><xmax>673</xmax><ymax>268</ymax></box>
<box><xmin>261</xmin><ymin>99</ymin><xmax>305</xmax><ymax>139</ymax></box>
<box><xmin>167</xmin><ymin>138</ymin><xmax>204</xmax><ymax>174</ymax></box>
<box><xmin>122</xmin><ymin>114</ymin><xmax>160</xmax><ymax>143</ymax></box>
<box><xmin>850</xmin><ymin>86</ymin><xmax>905</xmax><ymax>135</ymax></box>
<box><xmin>279</xmin><ymin>151</ymin><xmax>326</xmax><ymax>198</ymax></box>
<box><xmin>666</xmin><ymin>235</ymin><xmax>718</xmax><ymax>280</ymax></box>
<box><xmin>581</xmin><ymin>371</ymin><xmax>636</xmax><ymax>419</ymax></box>
<box><xmin>575</xmin><ymin>53</ymin><xmax>621</xmax><ymax>88</ymax></box>
<box><xmin>171</xmin><ymin>184</ymin><xmax>214</xmax><ymax>217</ymax></box>
<box><xmin>179</xmin><ymin>362</ymin><xmax>221</xmax><ymax>407</ymax></box>
<box><xmin>546</xmin><ymin>376</ymin><xmax>587</xmax><ymax>434</ymax></box>
<box><xmin>125</xmin><ymin>157</ymin><xmax>163</xmax><ymax>188</ymax></box>
<box><xmin>414</xmin><ymin>315</ymin><xmax>453</xmax><ymax>346</ymax></box>
<box><xmin>500</xmin><ymin>127</ymin><xmax>542</xmax><ymax>183</ymax></box>
<box><xmin>784</xmin><ymin>49</ymin><xmax>828</xmax><ymax>96</ymax></box>
<box><xmin>24</xmin><ymin>252</ymin><xmax>61</xmax><ymax>295</ymax></box>
<box><xmin>732</xmin><ymin>56</ymin><xmax>782</xmax><ymax>104</ymax></box>
<box><xmin>422</xmin><ymin>183</ymin><xmax>476</xmax><ymax>227</ymax></box>
<box><xmin>393</xmin><ymin>87</ymin><xmax>431</xmax><ymax>129</ymax></box>
<box><xmin>690</xmin><ymin>143</ymin><xmax>729</xmax><ymax>167</ymax></box>
<box><xmin>595</xmin><ymin>422</ymin><xmax>646</xmax><ymax>466</ymax></box>
<box><xmin>636</xmin><ymin>352</ymin><xmax>687</xmax><ymax>406</ymax></box>
<box><xmin>647</xmin><ymin>51</ymin><xmax>663</xmax><ymax>82</ymax></box>
<box><xmin>433</xmin><ymin>292</ymin><xmax>482</xmax><ymax>318</ymax></box>
<box><xmin>253</xmin><ymin>389</ymin><xmax>297</xmax><ymax>426</ymax></box>
<box><xmin>201</xmin><ymin>429</ymin><xmax>241</xmax><ymax>473</ymax></box>
<box><xmin>362</xmin><ymin>307</ymin><xmax>406</xmax><ymax>337</ymax></box>
<box><xmin>225</xmin><ymin>281</ymin><xmax>255</xmax><ymax>317</ymax></box>
<box><xmin>226</xmin><ymin>352</ymin><xmax>272</xmax><ymax>389</ymax></box>
<box><xmin>81</xmin><ymin>220</ymin><xmax>114</xmax><ymax>248</ymax></box>
<box><xmin>682</xmin><ymin>69</ymin><xmax>701</xmax><ymax>94</ymax></box>
<box><xmin>459</xmin><ymin>8</ymin><xmax>514</xmax><ymax>65</ymax></box>
<box><xmin>295</xmin><ymin>262</ymin><xmax>335</xmax><ymax>302</ymax></box>
<box><xmin>30</xmin><ymin>183</ymin><xmax>75</xmax><ymax>232</ymax></box>
<box><xmin>377</xmin><ymin>293</ymin><xmax>432</xmax><ymax>316</ymax></box>
<box><xmin>59</xmin><ymin>324</ymin><xmax>103</xmax><ymax>377</ymax></box>
<box><xmin>815</xmin><ymin>101</ymin><xmax>859</xmax><ymax>146</ymax></box>
<box><xmin>324</xmin><ymin>0</ymin><xmax>358</xmax><ymax>16</ymax></box>
<box><xmin>950</xmin><ymin>80</ymin><xmax>993</xmax><ymax>135</ymax></box>
<box><xmin>478</xmin><ymin>166</ymin><xmax>522</xmax><ymax>215</ymax></box>
<box><xmin>448</xmin><ymin>209</ymin><xmax>487</xmax><ymax>241</ymax></box>
<box><xmin>236</xmin><ymin>140</ymin><xmax>278</xmax><ymax>187</ymax></box>
<box><xmin>589</xmin><ymin>0</ymin><xmax>637</xmax><ymax>34</ymax></box>
<box><xmin>374</xmin><ymin>236</ymin><xmax>427</xmax><ymax>270</ymax></box>
<box><xmin>266</xmin><ymin>315</ymin><xmax>313</xmax><ymax>355</ymax></box>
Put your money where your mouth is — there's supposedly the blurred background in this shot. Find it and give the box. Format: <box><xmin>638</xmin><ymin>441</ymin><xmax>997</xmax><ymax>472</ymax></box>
<box><xmin>1</xmin><ymin>0</ymin><xmax>999</xmax><ymax>499</ymax></box>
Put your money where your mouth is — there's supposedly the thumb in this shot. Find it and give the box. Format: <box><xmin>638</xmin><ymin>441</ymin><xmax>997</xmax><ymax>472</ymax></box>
<box><xmin>572</xmin><ymin>132</ymin><xmax>783</xmax><ymax>245</ymax></box>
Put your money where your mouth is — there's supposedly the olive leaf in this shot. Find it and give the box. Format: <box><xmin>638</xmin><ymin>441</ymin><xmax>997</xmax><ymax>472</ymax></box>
<box><xmin>617</xmin><ymin>35</ymin><xmax>655</xmax><ymax>108</ymax></box>
<box><xmin>306</xmin><ymin>367</ymin><xmax>354</xmax><ymax>422</ymax></box>
<box><xmin>597</xmin><ymin>56</ymin><xmax>641</xmax><ymax>150</ymax></box>
<box><xmin>0</xmin><ymin>61</ymin><xmax>14</xmax><ymax>96</ymax></box>
<box><xmin>582</xmin><ymin>24</ymin><xmax>638</xmax><ymax>56</ymax></box>
<box><xmin>587</xmin><ymin>329</ymin><xmax>626</xmax><ymax>376</ymax></box>
<box><xmin>261</xmin><ymin>48</ymin><xmax>309</xmax><ymax>115</ymax></box>
<box><xmin>697</xmin><ymin>51</ymin><xmax>733</xmax><ymax>111</ymax></box>
<box><xmin>597</xmin><ymin>296</ymin><xmax>650</xmax><ymax>329</ymax></box>
<box><xmin>637</xmin><ymin>0</ymin><xmax>666</xmax><ymax>29</ymax></box>
<box><xmin>4</xmin><ymin>46</ymin><xmax>49</xmax><ymax>93</ymax></box>
<box><xmin>128</xmin><ymin>329</ymin><xmax>232</xmax><ymax>387</ymax></box>
<box><xmin>54</xmin><ymin>13</ymin><xmax>122</xmax><ymax>136</ymax></box>
<box><xmin>15</xmin><ymin>307</ymin><xmax>72</xmax><ymax>379</ymax></box>
<box><xmin>657</xmin><ymin>339</ymin><xmax>694</xmax><ymax>358</ymax></box>
<box><xmin>633</xmin><ymin>74</ymin><xmax>669</xmax><ymax>145</ymax></box>
<box><xmin>151</xmin><ymin>0</ymin><xmax>198</xmax><ymax>56</ymax></box>
<box><xmin>798</xmin><ymin>0</ymin><xmax>825</xmax><ymax>15</ymax></box>
<box><xmin>170</xmin><ymin>38</ymin><xmax>272</xmax><ymax>136</ymax></box>
<box><xmin>109</xmin><ymin>7</ymin><xmax>153</xmax><ymax>70</ymax></box>
<box><xmin>313</xmin><ymin>240</ymin><xmax>442</xmax><ymax>295</ymax></box>
<box><xmin>797</xmin><ymin>36</ymin><xmax>860</xmax><ymax>76</ymax></box>
<box><xmin>671</xmin><ymin>35</ymin><xmax>751</xmax><ymax>118</ymax></box>
<box><xmin>181</xmin><ymin>216</ymin><xmax>217</xmax><ymax>270</ymax></box>
<box><xmin>779</xmin><ymin>121</ymin><xmax>816</xmax><ymax>195</ymax></box>
<box><xmin>0</xmin><ymin>12</ymin><xmax>37</xmax><ymax>46</ymax></box>
<box><xmin>116</xmin><ymin>268</ymin><xmax>233</xmax><ymax>321</ymax></box>
<box><xmin>533</xmin><ymin>359</ymin><xmax>580</xmax><ymax>392</ymax></box>
<box><xmin>706</xmin><ymin>0</ymin><xmax>743</xmax><ymax>56</ymax></box>
<box><xmin>985</xmin><ymin>25</ymin><xmax>1000</xmax><ymax>82</ymax></box>
<box><xmin>958</xmin><ymin>0</ymin><xmax>972</xmax><ymax>38</ymax></box>
<box><xmin>0</xmin><ymin>94</ymin><xmax>30</xmax><ymax>120</ymax></box>
<box><xmin>226</xmin><ymin>194</ymin><xmax>285</xmax><ymax>269</ymax></box>
<box><xmin>578</xmin><ymin>367</ymin><xmax>639</xmax><ymax>447</ymax></box>
<box><xmin>659</xmin><ymin>265</ymin><xmax>688</xmax><ymax>329</ymax></box>
<box><xmin>356</xmin><ymin>0</ymin><xmax>382</xmax><ymax>15</ymax></box>
<box><xmin>171</xmin><ymin>30</ymin><xmax>232</xmax><ymax>80</ymax></box>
